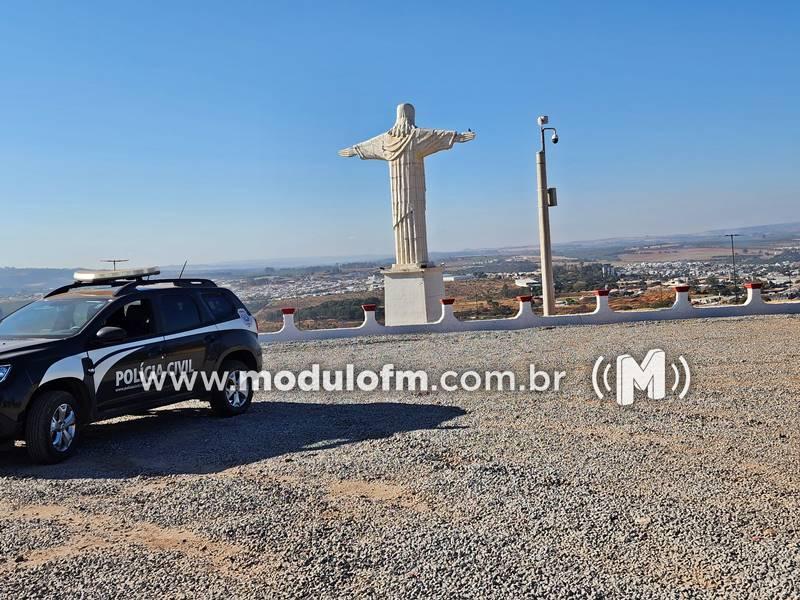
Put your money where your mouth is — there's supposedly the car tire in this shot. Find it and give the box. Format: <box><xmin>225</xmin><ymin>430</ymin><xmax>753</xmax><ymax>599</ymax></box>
<box><xmin>25</xmin><ymin>390</ymin><xmax>80</xmax><ymax>464</ymax></box>
<box><xmin>209</xmin><ymin>359</ymin><xmax>253</xmax><ymax>417</ymax></box>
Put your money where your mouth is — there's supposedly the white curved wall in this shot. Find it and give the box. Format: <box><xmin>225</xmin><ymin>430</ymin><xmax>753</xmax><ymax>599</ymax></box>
<box><xmin>259</xmin><ymin>286</ymin><xmax>800</xmax><ymax>344</ymax></box>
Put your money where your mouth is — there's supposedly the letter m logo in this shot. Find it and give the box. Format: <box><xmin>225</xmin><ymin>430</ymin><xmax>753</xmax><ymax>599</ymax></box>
<box><xmin>615</xmin><ymin>349</ymin><xmax>666</xmax><ymax>406</ymax></box>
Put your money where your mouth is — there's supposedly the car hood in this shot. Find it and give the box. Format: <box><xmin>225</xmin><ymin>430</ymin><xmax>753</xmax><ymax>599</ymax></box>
<box><xmin>0</xmin><ymin>338</ymin><xmax>59</xmax><ymax>360</ymax></box>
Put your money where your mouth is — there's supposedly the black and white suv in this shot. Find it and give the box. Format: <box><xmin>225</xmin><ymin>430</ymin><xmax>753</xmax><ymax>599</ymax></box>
<box><xmin>0</xmin><ymin>272</ymin><xmax>262</xmax><ymax>463</ymax></box>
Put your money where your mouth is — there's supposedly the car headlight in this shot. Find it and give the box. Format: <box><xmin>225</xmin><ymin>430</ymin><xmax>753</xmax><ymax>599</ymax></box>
<box><xmin>0</xmin><ymin>365</ymin><xmax>11</xmax><ymax>383</ymax></box>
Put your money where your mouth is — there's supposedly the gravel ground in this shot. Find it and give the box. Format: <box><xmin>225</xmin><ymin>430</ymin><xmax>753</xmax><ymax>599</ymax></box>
<box><xmin>1</xmin><ymin>315</ymin><xmax>799</xmax><ymax>599</ymax></box>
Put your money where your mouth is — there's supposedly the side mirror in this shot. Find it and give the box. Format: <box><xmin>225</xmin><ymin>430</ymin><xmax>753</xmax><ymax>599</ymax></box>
<box><xmin>96</xmin><ymin>326</ymin><xmax>127</xmax><ymax>344</ymax></box>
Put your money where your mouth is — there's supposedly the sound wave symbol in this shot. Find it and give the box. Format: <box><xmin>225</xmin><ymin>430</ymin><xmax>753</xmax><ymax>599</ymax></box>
<box><xmin>671</xmin><ymin>356</ymin><xmax>692</xmax><ymax>398</ymax></box>
<box><xmin>591</xmin><ymin>356</ymin><xmax>608</xmax><ymax>400</ymax></box>
<box><xmin>592</xmin><ymin>354</ymin><xmax>691</xmax><ymax>401</ymax></box>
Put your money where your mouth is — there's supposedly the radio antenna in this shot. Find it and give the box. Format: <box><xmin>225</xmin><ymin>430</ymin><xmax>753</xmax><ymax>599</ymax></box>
<box><xmin>101</xmin><ymin>259</ymin><xmax>129</xmax><ymax>271</ymax></box>
<box><xmin>179</xmin><ymin>260</ymin><xmax>188</xmax><ymax>279</ymax></box>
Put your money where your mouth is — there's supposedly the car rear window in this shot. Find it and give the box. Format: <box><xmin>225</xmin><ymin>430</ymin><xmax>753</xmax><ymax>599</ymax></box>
<box><xmin>160</xmin><ymin>294</ymin><xmax>203</xmax><ymax>333</ymax></box>
<box><xmin>201</xmin><ymin>292</ymin><xmax>239</xmax><ymax>323</ymax></box>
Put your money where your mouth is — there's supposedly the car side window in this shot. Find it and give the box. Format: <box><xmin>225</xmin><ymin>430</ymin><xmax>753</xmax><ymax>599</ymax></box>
<box><xmin>103</xmin><ymin>299</ymin><xmax>156</xmax><ymax>339</ymax></box>
<box><xmin>201</xmin><ymin>292</ymin><xmax>239</xmax><ymax>323</ymax></box>
<box><xmin>159</xmin><ymin>294</ymin><xmax>203</xmax><ymax>333</ymax></box>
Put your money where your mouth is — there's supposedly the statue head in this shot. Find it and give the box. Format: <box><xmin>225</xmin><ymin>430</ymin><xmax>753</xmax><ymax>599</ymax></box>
<box><xmin>389</xmin><ymin>102</ymin><xmax>416</xmax><ymax>137</ymax></box>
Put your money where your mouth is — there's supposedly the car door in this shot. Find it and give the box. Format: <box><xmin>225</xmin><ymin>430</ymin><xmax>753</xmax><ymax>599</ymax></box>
<box><xmin>87</xmin><ymin>297</ymin><xmax>167</xmax><ymax>412</ymax></box>
<box><xmin>156</xmin><ymin>292</ymin><xmax>215</xmax><ymax>396</ymax></box>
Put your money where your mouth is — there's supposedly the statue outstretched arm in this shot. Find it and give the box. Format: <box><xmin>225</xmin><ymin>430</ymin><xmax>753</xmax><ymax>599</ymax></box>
<box><xmin>416</xmin><ymin>129</ymin><xmax>475</xmax><ymax>158</ymax></box>
<box><xmin>455</xmin><ymin>130</ymin><xmax>476</xmax><ymax>143</ymax></box>
<box><xmin>339</xmin><ymin>134</ymin><xmax>387</xmax><ymax>160</ymax></box>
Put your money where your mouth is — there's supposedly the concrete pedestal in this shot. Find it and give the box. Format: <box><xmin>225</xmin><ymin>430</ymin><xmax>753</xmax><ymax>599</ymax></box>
<box><xmin>383</xmin><ymin>266</ymin><xmax>445</xmax><ymax>326</ymax></box>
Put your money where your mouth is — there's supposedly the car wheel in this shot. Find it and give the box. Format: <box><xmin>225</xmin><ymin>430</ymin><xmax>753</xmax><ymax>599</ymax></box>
<box><xmin>25</xmin><ymin>390</ymin><xmax>80</xmax><ymax>464</ymax></box>
<box><xmin>209</xmin><ymin>359</ymin><xmax>253</xmax><ymax>417</ymax></box>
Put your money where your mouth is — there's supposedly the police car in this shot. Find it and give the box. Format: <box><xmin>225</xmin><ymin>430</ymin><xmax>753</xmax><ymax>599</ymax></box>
<box><xmin>0</xmin><ymin>268</ymin><xmax>262</xmax><ymax>464</ymax></box>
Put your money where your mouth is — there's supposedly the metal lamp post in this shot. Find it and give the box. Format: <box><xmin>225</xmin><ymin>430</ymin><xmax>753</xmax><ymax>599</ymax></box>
<box><xmin>536</xmin><ymin>116</ymin><xmax>559</xmax><ymax>316</ymax></box>
<box><xmin>724</xmin><ymin>233</ymin><xmax>741</xmax><ymax>302</ymax></box>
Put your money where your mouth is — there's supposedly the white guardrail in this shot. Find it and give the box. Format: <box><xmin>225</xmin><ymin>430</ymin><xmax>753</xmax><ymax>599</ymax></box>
<box><xmin>258</xmin><ymin>283</ymin><xmax>800</xmax><ymax>344</ymax></box>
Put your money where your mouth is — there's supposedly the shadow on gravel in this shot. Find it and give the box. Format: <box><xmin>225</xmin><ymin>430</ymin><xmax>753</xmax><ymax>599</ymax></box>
<box><xmin>0</xmin><ymin>401</ymin><xmax>466</xmax><ymax>479</ymax></box>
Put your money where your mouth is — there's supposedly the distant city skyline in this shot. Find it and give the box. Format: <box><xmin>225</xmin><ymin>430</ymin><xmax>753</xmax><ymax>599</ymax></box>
<box><xmin>2</xmin><ymin>218</ymin><xmax>797</xmax><ymax>272</ymax></box>
<box><xmin>1</xmin><ymin>1</ymin><xmax>798</xmax><ymax>268</ymax></box>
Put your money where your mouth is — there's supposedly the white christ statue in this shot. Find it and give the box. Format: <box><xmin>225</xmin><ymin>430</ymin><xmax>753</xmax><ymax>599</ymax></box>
<box><xmin>339</xmin><ymin>102</ymin><xmax>475</xmax><ymax>268</ymax></box>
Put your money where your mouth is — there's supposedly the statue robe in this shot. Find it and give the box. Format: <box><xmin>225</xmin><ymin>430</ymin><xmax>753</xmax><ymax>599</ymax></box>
<box><xmin>354</xmin><ymin>128</ymin><xmax>458</xmax><ymax>267</ymax></box>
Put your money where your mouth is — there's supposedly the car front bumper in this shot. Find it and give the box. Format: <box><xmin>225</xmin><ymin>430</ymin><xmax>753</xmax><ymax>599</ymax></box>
<box><xmin>0</xmin><ymin>412</ymin><xmax>19</xmax><ymax>440</ymax></box>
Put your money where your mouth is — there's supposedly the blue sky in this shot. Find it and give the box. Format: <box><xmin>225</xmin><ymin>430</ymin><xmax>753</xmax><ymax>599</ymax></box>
<box><xmin>1</xmin><ymin>1</ymin><xmax>798</xmax><ymax>268</ymax></box>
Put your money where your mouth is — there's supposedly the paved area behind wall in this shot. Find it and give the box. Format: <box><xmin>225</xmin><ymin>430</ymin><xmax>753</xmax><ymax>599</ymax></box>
<box><xmin>1</xmin><ymin>315</ymin><xmax>799</xmax><ymax>598</ymax></box>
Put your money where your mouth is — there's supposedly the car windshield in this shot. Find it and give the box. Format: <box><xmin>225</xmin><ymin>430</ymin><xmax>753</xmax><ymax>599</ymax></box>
<box><xmin>0</xmin><ymin>297</ymin><xmax>109</xmax><ymax>338</ymax></box>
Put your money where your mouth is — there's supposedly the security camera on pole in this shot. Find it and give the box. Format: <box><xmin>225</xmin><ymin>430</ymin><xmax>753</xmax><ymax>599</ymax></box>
<box><xmin>536</xmin><ymin>115</ymin><xmax>559</xmax><ymax>316</ymax></box>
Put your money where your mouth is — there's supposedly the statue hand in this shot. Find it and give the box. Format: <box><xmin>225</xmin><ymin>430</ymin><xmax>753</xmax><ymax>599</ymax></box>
<box><xmin>456</xmin><ymin>131</ymin><xmax>476</xmax><ymax>143</ymax></box>
<box><xmin>338</xmin><ymin>147</ymin><xmax>357</xmax><ymax>157</ymax></box>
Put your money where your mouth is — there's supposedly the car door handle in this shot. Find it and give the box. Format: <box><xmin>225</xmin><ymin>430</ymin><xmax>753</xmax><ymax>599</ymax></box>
<box><xmin>146</xmin><ymin>346</ymin><xmax>164</xmax><ymax>358</ymax></box>
<box><xmin>204</xmin><ymin>334</ymin><xmax>218</xmax><ymax>344</ymax></box>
